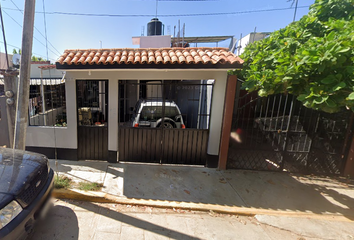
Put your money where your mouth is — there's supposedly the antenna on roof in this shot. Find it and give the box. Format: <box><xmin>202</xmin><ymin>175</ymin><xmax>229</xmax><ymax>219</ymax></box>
<box><xmin>141</xmin><ymin>26</ymin><xmax>145</xmax><ymax>36</ymax></box>
<box><xmin>182</xmin><ymin>23</ymin><xmax>185</xmax><ymax>47</ymax></box>
<box><xmin>237</xmin><ymin>33</ymin><xmax>242</xmax><ymax>56</ymax></box>
<box><xmin>167</xmin><ymin>25</ymin><xmax>171</xmax><ymax>36</ymax></box>
<box><xmin>155</xmin><ymin>0</ymin><xmax>158</xmax><ymax>18</ymax></box>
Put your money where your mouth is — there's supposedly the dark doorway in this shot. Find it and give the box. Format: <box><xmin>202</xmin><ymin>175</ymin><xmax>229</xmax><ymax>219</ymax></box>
<box><xmin>76</xmin><ymin>80</ymin><xmax>108</xmax><ymax>160</ymax></box>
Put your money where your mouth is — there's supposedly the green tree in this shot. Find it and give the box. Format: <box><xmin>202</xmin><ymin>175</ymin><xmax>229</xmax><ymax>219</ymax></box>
<box><xmin>232</xmin><ymin>0</ymin><xmax>354</xmax><ymax>113</ymax></box>
<box><xmin>13</xmin><ymin>48</ymin><xmax>45</xmax><ymax>62</ymax></box>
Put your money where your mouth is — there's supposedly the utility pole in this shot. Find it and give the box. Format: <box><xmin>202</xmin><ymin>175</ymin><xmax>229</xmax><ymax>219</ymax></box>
<box><xmin>1</xmin><ymin>70</ymin><xmax>18</xmax><ymax>147</ymax></box>
<box><xmin>293</xmin><ymin>0</ymin><xmax>299</xmax><ymax>22</ymax></box>
<box><xmin>0</xmin><ymin>2</ymin><xmax>18</xmax><ymax>148</ymax></box>
<box><xmin>13</xmin><ymin>0</ymin><xmax>36</xmax><ymax>150</ymax></box>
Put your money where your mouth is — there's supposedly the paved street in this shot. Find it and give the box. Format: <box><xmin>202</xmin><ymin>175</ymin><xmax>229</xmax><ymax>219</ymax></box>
<box><xmin>29</xmin><ymin>199</ymin><xmax>354</xmax><ymax>240</ymax></box>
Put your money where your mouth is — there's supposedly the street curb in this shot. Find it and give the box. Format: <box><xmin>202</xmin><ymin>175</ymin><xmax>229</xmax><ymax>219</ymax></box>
<box><xmin>52</xmin><ymin>188</ymin><xmax>353</xmax><ymax>221</ymax></box>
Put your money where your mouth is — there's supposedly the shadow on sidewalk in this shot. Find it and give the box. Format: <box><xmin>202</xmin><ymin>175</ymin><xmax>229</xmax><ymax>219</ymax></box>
<box><xmin>28</xmin><ymin>205</ymin><xmax>79</xmax><ymax>240</ymax></box>
<box><xmin>53</xmin><ymin>160</ymin><xmax>354</xmax><ymax>221</ymax></box>
<box><xmin>71</xmin><ymin>200</ymin><xmax>200</xmax><ymax>239</ymax></box>
<box><xmin>105</xmin><ymin>163</ymin><xmax>354</xmax><ymax>220</ymax></box>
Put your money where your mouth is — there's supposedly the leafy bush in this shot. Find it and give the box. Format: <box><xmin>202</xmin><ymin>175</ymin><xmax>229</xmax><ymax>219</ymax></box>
<box><xmin>232</xmin><ymin>0</ymin><xmax>354</xmax><ymax>113</ymax></box>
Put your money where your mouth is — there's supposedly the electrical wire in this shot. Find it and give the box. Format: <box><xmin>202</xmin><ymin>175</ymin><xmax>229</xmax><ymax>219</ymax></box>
<box><xmin>2</xmin><ymin>5</ymin><xmax>311</xmax><ymax>18</ymax></box>
<box><xmin>10</xmin><ymin>0</ymin><xmax>61</xmax><ymax>55</ymax></box>
<box><xmin>0</xmin><ymin>40</ymin><xmax>56</xmax><ymax>62</ymax></box>
<box><xmin>0</xmin><ymin>2</ymin><xmax>9</xmax><ymax>69</ymax></box>
<box><xmin>2</xmin><ymin>10</ymin><xmax>60</xmax><ymax>58</ymax></box>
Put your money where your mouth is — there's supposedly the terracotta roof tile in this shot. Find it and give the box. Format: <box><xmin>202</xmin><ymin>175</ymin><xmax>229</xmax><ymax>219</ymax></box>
<box><xmin>38</xmin><ymin>65</ymin><xmax>56</xmax><ymax>69</ymax></box>
<box><xmin>56</xmin><ymin>47</ymin><xmax>243</xmax><ymax>68</ymax></box>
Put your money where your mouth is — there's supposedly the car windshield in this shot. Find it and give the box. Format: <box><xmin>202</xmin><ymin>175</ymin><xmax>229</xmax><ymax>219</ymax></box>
<box><xmin>140</xmin><ymin>106</ymin><xmax>179</xmax><ymax>121</ymax></box>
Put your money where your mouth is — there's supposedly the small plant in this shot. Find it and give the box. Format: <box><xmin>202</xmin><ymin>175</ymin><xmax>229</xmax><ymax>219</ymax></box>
<box><xmin>54</xmin><ymin>175</ymin><xmax>72</xmax><ymax>189</ymax></box>
<box><xmin>77</xmin><ymin>181</ymin><xmax>103</xmax><ymax>191</ymax></box>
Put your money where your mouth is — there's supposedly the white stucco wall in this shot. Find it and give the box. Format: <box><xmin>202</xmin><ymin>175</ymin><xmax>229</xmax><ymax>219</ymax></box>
<box><xmin>25</xmin><ymin>69</ymin><xmax>228</xmax><ymax>156</ymax></box>
<box><xmin>30</xmin><ymin>63</ymin><xmax>64</xmax><ymax>78</ymax></box>
<box><xmin>26</xmin><ymin>77</ymin><xmax>77</xmax><ymax>149</ymax></box>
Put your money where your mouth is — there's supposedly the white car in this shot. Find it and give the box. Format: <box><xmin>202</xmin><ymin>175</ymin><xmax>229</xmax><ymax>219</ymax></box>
<box><xmin>132</xmin><ymin>99</ymin><xmax>185</xmax><ymax>128</ymax></box>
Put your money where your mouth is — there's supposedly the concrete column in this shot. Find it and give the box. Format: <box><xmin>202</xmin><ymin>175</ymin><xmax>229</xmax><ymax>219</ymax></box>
<box><xmin>65</xmin><ymin>77</ymin><xmax>78</xmax><ymax>148</ymax></box>
<box><xmin>108</xmin><ymin>79</ymin><xmax>118</xmax><ymax>152</ymax></box>
<box><xmin>218</xmin><ymin>75</ymin><xmax>237</xmax><ymax>170</ymax></box>
<box><xmin>207</xmin><ymin>72</ymin><xmax>228</xmax><ymax>161</ymax></box>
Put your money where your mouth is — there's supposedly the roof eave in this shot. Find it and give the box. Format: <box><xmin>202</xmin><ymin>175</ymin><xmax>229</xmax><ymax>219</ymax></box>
<box><xmin>55</xmin><ymin>62</ymin><xmax>243</xmax><ymax>70</ymax></box>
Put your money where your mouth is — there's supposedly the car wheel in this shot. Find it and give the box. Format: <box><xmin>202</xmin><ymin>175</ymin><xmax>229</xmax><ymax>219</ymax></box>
<box><xmin>160</xmin><ymin>121</ymin><xmax>174</xmax><ymax>128</ymax></box>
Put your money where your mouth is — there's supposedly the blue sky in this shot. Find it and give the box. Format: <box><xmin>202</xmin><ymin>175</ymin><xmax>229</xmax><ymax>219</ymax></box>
<box><xmin>0</xmin><ymin>0</ymin><xmax>315</xmax><ymax>62</ymax></box>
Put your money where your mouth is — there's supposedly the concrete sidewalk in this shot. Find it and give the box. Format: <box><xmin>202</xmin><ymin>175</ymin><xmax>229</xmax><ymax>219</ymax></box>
<box><xmin>49</xmin><ymin>160</ymin><xmax>354</xmax><ymax>220</ymax></box>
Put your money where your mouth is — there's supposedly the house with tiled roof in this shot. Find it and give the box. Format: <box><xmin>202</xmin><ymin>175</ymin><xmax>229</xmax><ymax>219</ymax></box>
<box><xmin>22</xmin><ymin>46</ymin><xmax>242</xmax><ymax>168</ymax></box>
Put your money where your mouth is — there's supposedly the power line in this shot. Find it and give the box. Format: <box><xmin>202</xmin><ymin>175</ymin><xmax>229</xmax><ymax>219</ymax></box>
<box><xmin>2</xmin><ymin>5</ymin><xmax>311</xmax><ymax>18</ymax></box>
<box><xmin>2</xmin><ymin>10</ymin><xmax>60</xmax><ymax>58</ymax></box>
<box><xmin>9</xmin><ymin>0</ymin><xmax>61</xmax><ymax>55</ymax></box>
<box><xmin>0</xmin><ymin>2</ymin><xmax>9</xmax><ymax>69</ymax></box>
<box><xmin>42</xmin><ymin>0</ymin><xmax>49</xmax><ymax>61</ymax></box>
<box><xmin>0</xmin><ymin>40</ymin><xmax>56</xmax><ymax>62</ymax></box>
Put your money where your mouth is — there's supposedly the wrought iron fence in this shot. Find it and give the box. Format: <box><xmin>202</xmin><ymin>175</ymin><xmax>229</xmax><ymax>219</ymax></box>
<box><xmin>228</xmin><ymin>81</ymin><xmax>353</xmax><ymax>175</ymax></box>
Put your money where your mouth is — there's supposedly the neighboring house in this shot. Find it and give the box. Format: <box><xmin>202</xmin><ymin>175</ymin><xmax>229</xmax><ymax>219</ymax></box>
<box><xmin>236</xmin><ymin>32</ymin><xmax>270</xmax><ymax>56</ymax></box>
<box><xmin>23</xmin><ymin>47</ymin><xmax>243</xmax><ymax>167</ymax></box>
<box><xmin>0</xmin><ymin>61</ymin><xmax>65</xmax><ymax>146</ymax></box>
<box><xmin>28</xmin><ymin>62</ymin><xmax>66</xmax><ymax>127</ymax></box>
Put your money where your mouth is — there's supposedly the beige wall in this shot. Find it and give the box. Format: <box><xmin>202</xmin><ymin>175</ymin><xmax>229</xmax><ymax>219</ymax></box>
<box><xmin>25</xmin><ymin>69</ymin><xmax>228</xmax><ymax>157</ymax></box>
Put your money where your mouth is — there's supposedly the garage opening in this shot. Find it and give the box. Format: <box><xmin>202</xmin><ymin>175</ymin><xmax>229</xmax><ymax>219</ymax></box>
<box><xmin>118</xmin><ymin>80</ymin><xmax>213</xmax><ymax>165</ymax></box>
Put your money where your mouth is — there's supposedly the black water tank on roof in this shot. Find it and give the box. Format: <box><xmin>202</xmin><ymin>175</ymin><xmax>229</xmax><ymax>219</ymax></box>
<box><xmin>147</xmin><ymin>18</ymin><xmax>162</xmax><ymax>36</ymax></box>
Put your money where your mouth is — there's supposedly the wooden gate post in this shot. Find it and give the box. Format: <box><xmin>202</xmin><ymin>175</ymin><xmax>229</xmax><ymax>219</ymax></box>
<box><xmin>344</xmin><ymin>138</ymin><xmax>354</xmax><ymax>178</ymax></box>
<box><xmin>218</xmin><ymin>75</ymin><xmax>237</xmax><ymax>170</ymax></box>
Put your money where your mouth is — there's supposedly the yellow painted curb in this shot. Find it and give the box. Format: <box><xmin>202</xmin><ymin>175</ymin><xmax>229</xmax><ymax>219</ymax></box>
<box><xmin>52</xmin><ymin>188</ymin><xmax>354</xmax><ymax>222</ymax></box>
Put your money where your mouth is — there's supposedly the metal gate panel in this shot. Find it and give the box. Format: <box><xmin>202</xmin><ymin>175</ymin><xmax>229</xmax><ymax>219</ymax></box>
<box><xmin>78</xmin><ymin>126</ymin><xmax>108</xmax><ymax>160</ymax></box>
<box><xmin>118</xmin><ymin>128</ymin><xmax>208</xmax><ymax>165</ymax></box>
<box><xmin>118</xmin><ymin>128</ymin><xmax>161</xmax><ymax>163</ymax></box>
<box><xmin>161</xmin><ymin>129</ymin><xmax>208</xmax><ymax>165</ymax></box>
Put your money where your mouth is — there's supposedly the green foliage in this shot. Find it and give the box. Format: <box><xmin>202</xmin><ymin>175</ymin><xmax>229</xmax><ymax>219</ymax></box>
<box><xmin>31</xmin><ymin>56</ymin><xmax>44</xmax><ymax>62</ymax></box>
<box><xmin>231</xmin><ymin>0</ymin><xmax>354</xmax><ymax>113</ymax></box>
<box><xmin>12</xmin><ymin>49</ymin><xmax>21</xmax><ymax>54</ymax></box>
<box><xmin>13</xmin><ymin>48</ymin><xmax>45</xmax><ymax>62</ymax></box>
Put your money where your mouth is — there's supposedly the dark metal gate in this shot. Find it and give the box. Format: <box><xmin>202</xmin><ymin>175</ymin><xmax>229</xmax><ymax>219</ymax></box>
<box><xmin>118</xmin><ymin>80</ymin><xmax>213</xmax><ymax>165</ymax></box>
<box><xmin>227</xmin><ymin>80</ymin><xmax>354</xmax><ymax>175</ymax></box>
<box><xmin>77</xmin><ymin>80</ymin><xmax>108</xmax><ymax>160</ymax></box>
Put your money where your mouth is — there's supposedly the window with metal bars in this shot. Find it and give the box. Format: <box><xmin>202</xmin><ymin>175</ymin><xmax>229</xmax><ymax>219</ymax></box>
<box><xmin>76</xmin><ymin>80</ymin><xmax>108</xmax><ymax>126</ymax></box>
<box><xmin>28</xmin><ymin>79</ymin><xmax>66</xmax><ymax>127</ymax></box>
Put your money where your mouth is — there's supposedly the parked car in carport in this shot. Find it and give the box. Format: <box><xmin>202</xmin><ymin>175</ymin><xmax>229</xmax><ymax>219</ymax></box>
<box><xmin>132</xmin><ymin>99</ymin><xmax>186</xmax><ymax>129</ymax></box>
<box><xmin>0</xmin><ymin>147</ymin><xmax>54</xmax><ymax>240</ymax></box>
